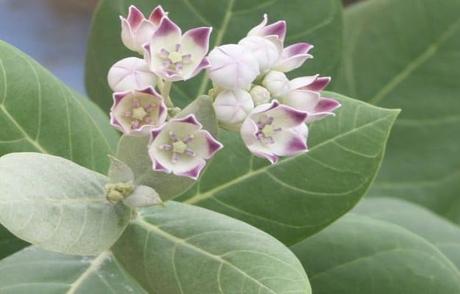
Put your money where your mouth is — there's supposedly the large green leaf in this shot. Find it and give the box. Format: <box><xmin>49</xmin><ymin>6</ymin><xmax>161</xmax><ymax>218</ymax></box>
<box><xmin>291</xmin><ymin>214</ymin><xmax>460</xmax><ymax>294</ymax></box>
<box><xmin>113</xmin><ymin>201</ymin><xmax>311</xmax><ymax>294</ymax></box>
<box><xmin>0</xmin><ymin>246</ymin><xmax>147</xmax><ymax>293</ymax></box>
<box><xmin>355</xmin><ymin>197</ymin><xmax>460</xmax><ymax>270</ymax></box>
<box><xmin>334</xmin><ymin>0</ymin><xmax>460</xmax><ymax>222</ymax></box>
<box><xmin>85</xmin><ymin>0</ymin><xmax>342</xmax><ymax>110</ymax></box>
<box><xmin>0</xmin><ymin>41</ymin><xmax>119</xmax><ymax>174</ymax></box>
<box><xmin>177</xmin><ymin>93</ymin><xmax>399</xmax><ymax>245</ymax></box>
<box><xmin>0</xmin><ymin>227</ymin><xmax>27</xmax><ymax>260</ymax></box>
<box><xmin>0</xmin><ymin>153</ymin><xmax>131</xmax><ymax>256</ymax></box>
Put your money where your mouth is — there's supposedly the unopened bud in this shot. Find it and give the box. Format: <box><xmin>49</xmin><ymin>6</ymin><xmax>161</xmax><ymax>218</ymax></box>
<box><xmin>249</xmin><ymin>85</ymin><xmax>271</xmax><ymax>106</ymax></box>
<box><xmin>213</xmin><ymin>90</ymin><xmax>254</xmax><ymax>129</ymax></box>
<box><xmin>262</xmin><ymin>71</ymin><xmax>291</xmax><ymax>97</ymax></box>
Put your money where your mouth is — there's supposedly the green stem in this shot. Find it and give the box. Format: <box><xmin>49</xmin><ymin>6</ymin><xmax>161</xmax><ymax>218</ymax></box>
<box><xmin>160</xmin><ymin>80</ymin><xmax>174</xmax><ymax>108</ymax></box>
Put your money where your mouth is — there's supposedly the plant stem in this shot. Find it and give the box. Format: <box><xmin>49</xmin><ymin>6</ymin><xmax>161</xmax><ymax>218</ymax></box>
<box><xmin>161</xmin><ymin>80</ymin><xmax>174</xmax><ymax>108</ymax></box>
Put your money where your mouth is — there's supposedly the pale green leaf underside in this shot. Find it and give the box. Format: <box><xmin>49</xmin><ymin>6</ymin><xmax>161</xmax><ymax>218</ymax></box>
<box><xmin>0</xmin><ymin>246</ymin><xmax>147</xmax><ymax>294</ymax></box>
<box><xmin>0</xmin><ymin>41</ymin><xmax>118</xmax><ymax>174</ymax></box>
<box><xmin>0</xmin><ymin>153</ymin><xmax>131</xmax><ymax>256</ymax></box>
<box><xmin>334</xmin><ymin>0</ymin><xmax>460</xmax><ymax>222</ymax></box>
<box><xmin>177</xmin><ymin>92</ymin><xmax>399</xmax><ymax>245</ymax></box>
<box><xmin>291</xmin><ymin>214</ymin><xmax>460</xmax><ymax>294</ymax></box>
<box><xmin>113</xmin><ymin>201</ymin><xmax>311</xmax><ymax>294</ymax></box>
<box><xmin>355</xmin><ymin>197</ymin><xmax>460</xmax><ymax>270</ymax></box>
<box><xmin>86</xmin><ymin>0</ymin><xmax>342</xmax><ymax>110</ymax></box>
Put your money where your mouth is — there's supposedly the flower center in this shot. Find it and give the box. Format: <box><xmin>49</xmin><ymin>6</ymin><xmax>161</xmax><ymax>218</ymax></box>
<box><xmin>172</xmin><ymin>140</ymin><xmax>188</xmax><ymax>154</ymax></box>
<box><xmin>132</xmin><ymin>107</ymin><xmax>148</xmax><ymax>121</ymax></box>
<box><xmin>159</xmin><ymin>44</ymin><xmax>192</xmax><ymax>73</ymax></box>
<box><xmin>160</xmin><ymin>132</ymin><xmax>196</xmax><ymax>163</ymax></box>
<box><xmin>125</xmin><ymin>99</ymin><xmax>156</xmax><ymax>129</ymax></box>
<box><xmin>168</xmin><ymin>51</ymin><xmax>183</xmax><ymax>64</ymax></box>
<box><xmin>256</xmin><ymin>115</ymin><xmax>281</xmax><ymax>145</ymax></box>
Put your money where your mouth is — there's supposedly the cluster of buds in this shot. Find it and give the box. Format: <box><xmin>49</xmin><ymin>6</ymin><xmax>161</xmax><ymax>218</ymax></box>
<box><xmin>107</xmin><ymin>5</ymin><xmax>340</xmax><ymax>181</ymax></box>
<box><xmin>207</xmin><ymin>15</ymin><xmax>341</xmax><ymax>163</ymax></box>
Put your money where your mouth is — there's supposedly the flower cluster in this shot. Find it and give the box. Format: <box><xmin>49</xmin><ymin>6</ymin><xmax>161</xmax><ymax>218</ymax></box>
<box><xmin>108</xmin><ymin>5</ymin><xmax>221</xmax><ymax>180</ymax></box>
<box><xmin>107</xmin><ymin>5</ymin><xmax>340</xmax><ymax>180</ymax></box>
<box><xmin>207</xmin><ymin>14</ymin><xmax>341</xmax><ymax>163</ymax></box>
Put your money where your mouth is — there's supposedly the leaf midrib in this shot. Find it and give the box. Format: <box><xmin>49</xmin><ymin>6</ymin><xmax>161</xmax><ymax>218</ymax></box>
<box><xmin>134</xmin><ymin>217</ymin><xmax>279</xmax><ymax>294</ymax></box>
<box><xmin>185</xmin><ymin>111</ymin><xmax>396</xmax><ymax>205</ymax></box>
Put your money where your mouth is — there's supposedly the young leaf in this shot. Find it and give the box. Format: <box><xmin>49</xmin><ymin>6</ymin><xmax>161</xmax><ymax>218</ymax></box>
<box><xmin>291</xmin><ymin>214</ymin><xmax>460</xmax><ymax>294</ymax></box>
<box><xmin>86</xmin><ymin>0</ymin><xmax>342</xmax><ymax>110</ymax></box>
<box><xmin>0</xmin><ymin>246</ymin><xmax>147</xmax><ymax>293</ymax></box>
<box><xmin>0</xmin><ymin>226</ymin><xmax>27</xmax><ymax>260</ymax></box>
<box><xmin>334</xmin><ymin>0</ymin><xmax>460</xmax><ymax>222</ymax></box>
<box><xmin>115</xmin><ymin>96</ymin><xmax>217</xmax><ymax>201</ymax></box>
<box><xmin>0</xmin><ymin>153</ymin><xmax>131</xmax><ymax>256</ymax></box>
<box><xmin>112</xmin><ymin>201</ymin><xmax>311</xmax><ymax>294</ymax></box>
<box><xmin>177</xmin><ymin>92</ymin><xmax>399</xmax><ymax>245</ymax></box>
<box><xmin>355</xmin><ymin>197</ymin><xmax>460</xmax><ymax>270</ymax></box>
<box><xmin>0</xmin><ymin>41</ymin><xmax>119</xmax><ymax>174</ymax></box>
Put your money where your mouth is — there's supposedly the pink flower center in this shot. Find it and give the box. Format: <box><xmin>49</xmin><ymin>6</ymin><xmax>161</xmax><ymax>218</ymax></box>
<box><xmin>160</xmin><ymin>131</ymin><xmax>196</xmax><ymax>163</ymax></box>
<box><xmin>256</xmin><ymin>115</ymin><xmax>281</xmax><ymax>144</ymax></box>
<box><xmin>159</xmin><ymin>44</ymin><xmax>192</xmax><ymax>74</ymax></box>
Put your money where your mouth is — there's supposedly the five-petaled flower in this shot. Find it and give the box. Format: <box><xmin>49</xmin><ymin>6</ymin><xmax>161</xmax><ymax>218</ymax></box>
<box><xmin>144</xmin><ymin>17</ymin><xmax>212</xmax><ymax>81</ymax></box>
<box><xmin>121</xmin><ymin>5</ymin><xmax>167</xmax><ymax>54</ymax></box>
<box><xmin>110</xmin><ymin>87</ymin><xmax>167</xmax><ymax>135</ymax></box>
<box><xmin>241</xmin><ymin>101</ymin><xmax>309</xmax><ymax>164</ymax></box>
<box><xmin>148</xmin><ymin>114</ymin><xmax>223</xmax><ymax>180</ymax></box>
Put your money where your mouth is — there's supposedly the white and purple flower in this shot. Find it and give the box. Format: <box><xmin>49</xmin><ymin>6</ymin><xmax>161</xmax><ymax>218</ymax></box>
<box><xmin>148</xmin><ymin>114</ymin><xmax>223</xmax><ymax>180</ymax></box>
<box><xmin>241</xmin><ymin>101</ymin><xmax>308</xmax><ymax>164</ymax></box>
<box><xmin>207</xmin><ymin>44</ymin><xmax>260</xmax><ymax>90</ymax></box>
<box><xmin>107</xmin><ymin>57</ymin><xmax>157</xmax><ymax>92</ymax></box>
<box><xmin>281</xmin><ymin>75</ymin><xmax>341</xmax><ymax>122</ymax></box>
<box><xmin>144</xmin><ymin>18</ymin><xmax>212</xmax><ymax>81</ymax></box>
<box><xmin>110</xmin><ymin>87</ymin><xmax>167</xmax><ymax>135</ymax></box>
<box><xmin>121</xmin><ymin>5</ymin><xmax>167</xmax><ymax>54</ymax></box>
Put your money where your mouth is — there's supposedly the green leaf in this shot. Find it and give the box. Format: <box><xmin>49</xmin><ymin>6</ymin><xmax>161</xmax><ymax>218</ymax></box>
<box><xmin>113</xmin><ymin>201</ymin><xmax>311</xmax><ymax>294</ymax></box>
<box><xmin>85</xmin><ymin>0</ymin><xmax>342</xmax><ymax>110</ymax></box>
<box><xmin>355</xmin><ymin>197</ymin><xmax>460</xmax><ymax>270</ymax></box>
<box><xmin>177</xmin><ymin>93</ymin><xmax>399</xmax><ymax>245</ymax></box>
<box><xmin>0</xmin><ymin>40</ymin><xmax>119</xmax><ymax>174</ymax></box>
<box><xmin>115</xmin><ymin>96</ymin><xmax>217</xmax><ymax>200</ymax></box>
<box><xmin>0</xmin><ymin>246</ymin><xmax>147</xmax><ymax>293</ymax></box>
<box><xmin>0</xmin><ymin>153</ymin><xmax>131</xmax><ymax>256</ymax></box>
<box><xmin>334</xmin><ymin>0</ymin><xmax>460</xmax><ymax>222</ymax></box>
<box><xmin>291</xmin><ymin>214</ymin><xmax>460</xmax><ymax>294</ymax></box>
<box><xmin>0</xmin><ymin>226</ymin><xmax>27</xmax><ymax>260</ymax></box>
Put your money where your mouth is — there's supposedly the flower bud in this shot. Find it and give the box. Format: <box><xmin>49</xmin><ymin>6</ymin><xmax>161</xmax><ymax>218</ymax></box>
<box><xmin>207</xmin><ymin>44</ymin><xmax>260</xmax><ymax>90</ymax></box>
<box><xmin>107</xmin><ymin>57</ymin><xmax>157</xmax><ymax>92</ymax></box>
<box><xmin>213</xmin><ymin>90</ymin><xmax>254</xmax><ymax>129</ymax></box>
<box><xmin>262</xmin><ymin>71</ymin><xmax>290</xmax><ymax>97</ymax></box>
<box><xmin>249</xmin><ymin>85</ymin><xmax>271</xmax><ymax>106</ymax></box>
<box><xmin>239</xmin><ymin>36</ymin><xmax>282</xmax><ymax>73</ymax></box>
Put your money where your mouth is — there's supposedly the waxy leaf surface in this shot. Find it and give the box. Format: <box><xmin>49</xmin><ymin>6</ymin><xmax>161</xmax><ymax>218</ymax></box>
<box><xmin>291</xmin><ymin>214</ymin><xmax>460</xmax><ymax>294</ymax></box>
<box><xmin>355</xmin><ymin>197</ymin><xmax>460</xmax><ymax>270</ymax></box>
<box><xmin>0</xmin><ymin>246</ymin><xmax>147</xmax><ymax>293</ymax></box>
<box><xmin>113</xmin><ymin>201</ymin><xmax>311</xmax><ymax>294</ymax></box>
<box><xmin>0</xmin><ymin>41</ymin><xmax>118</xmax><ymax>174</ymax></box>
<box><xmin>334</xmin><ymin>0</ymin><xmax>460</xmax><ymax>222</ymax></box>
<box><xmin>0</xmin><ymin>153</ymin><xmax>131</xmax><ymax>256</ymax></box>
